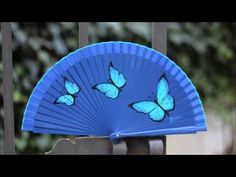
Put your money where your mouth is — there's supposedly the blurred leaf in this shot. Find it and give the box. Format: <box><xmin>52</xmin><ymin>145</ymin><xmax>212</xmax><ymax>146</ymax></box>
<box><xmin>15</xmin><ymin>132</ymin><xmax>29</xmax><ymax>151</ymax></box>
<box><xmin>37</xmin><ymin>50</ymin><xmax>51</xmax><ymax>65</ymax></box>
<box><xmin>13</xmin><ymin>90</ymin><xmax>27</xmax><ymax>103</ymax></box>
<box><xmin>35</xmin><ymin>134</ymin><xmax>53</xmax><ymax>150</ymax></box>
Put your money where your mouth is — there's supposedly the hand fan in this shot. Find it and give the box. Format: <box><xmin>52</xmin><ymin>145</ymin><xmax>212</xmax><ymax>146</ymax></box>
<box><xmin>21</xmin><ymin>41</ymin><xmax>207</xmax><ymax>143</ymax></box>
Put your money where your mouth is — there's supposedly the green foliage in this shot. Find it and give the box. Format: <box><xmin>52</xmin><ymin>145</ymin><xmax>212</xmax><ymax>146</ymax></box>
<box><xmin>0</xmin><ymin>22</ymin><xmax>235</xmax><ymax>154</ymax></box>
<box><xmin>168</xmin><ymin>22</ymin><xmax>236</xmax><ymax>121</ymax></box>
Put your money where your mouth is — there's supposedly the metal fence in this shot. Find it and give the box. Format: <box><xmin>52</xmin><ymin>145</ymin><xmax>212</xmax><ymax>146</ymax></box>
<box><xmin>1</xmin><ymin>22</ymin><xmax>167</xmax><ymax>155</ymax></box>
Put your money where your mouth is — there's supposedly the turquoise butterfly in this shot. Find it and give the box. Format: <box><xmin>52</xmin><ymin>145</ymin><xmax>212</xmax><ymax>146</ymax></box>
<box><xmin>54</xmin><ymin>77</ymin><xmax>80</xmax><ymax>106</ymax></box>
<box><xmin>93</xmin><ymin>62</ymin><xmax>126</xmax><ymax>99</ymax></box>
<box><xmin>129</xmin><ymin>74</ymin><xmax>174</xmax><ymax>121</ymax></box>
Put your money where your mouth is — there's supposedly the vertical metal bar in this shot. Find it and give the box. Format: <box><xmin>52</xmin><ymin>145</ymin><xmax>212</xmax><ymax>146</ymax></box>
<box><xmin>78</xmin><ymin>22</ymin><xmax>89</xmax><ymax>48</ymax></box>
<box><xmin>1</xmin><ymin>22</ymin><xmax>15</xmax><ymax>154</ymax></box>
<box><xmin>152</xmin><ymin>22</ymin><xmax>167</xmax><ymax>54</ymax></box>
<box><xmin>152</xmin><ymin>22</ymin><xmax>168</xmax><ymax>154</ymax></box>
<box><xmin>232</xmin><ymin>56</ymin><xmax>236</xmax><ymax>153</ymax></box>
<box><xmin>49</xmin><ymin>22</ymin><xmax>90</xmax><ymax>155</ymax></box>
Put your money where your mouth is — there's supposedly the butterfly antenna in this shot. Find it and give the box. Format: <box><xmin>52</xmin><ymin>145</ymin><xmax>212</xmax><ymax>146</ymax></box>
<box><xmin>63</xmin><ymin>77</ymin><xmax>68</xmax><ymax>82</ymax></box>
<box><xmin>60</xmin><ymin>89</ymin><xmax>65</xmax><ymax>95</ymax></box>
<box><xmin>166</xmin><ymin>111</ymin><xmax>169</xmax><ymax>117</ymax></box>
<box><xmin>158</xmin><ymin>73</ymin><xmax>168</xmax><ymax>83</ymax></box>
<box><xmin>92</xmin><ymin>84</ymin><xmax>97</xmax><ymax>89</ymax></box>
<box><xmin>151</xmin><ymin>92</ymin><xmax>155</xmax><ymax>99</ymax></box>
<box><xmin>128</xmin><ymin>103</ymin><xmax>133</xmax><ymax>108</ymax></box>
<box><xmin>53</xmin><ymin>99</ymin><xmax>58</xmax><ymax>104</ymax></box>
<box><xmin>161</xmin><ymin>73</ymin><xmax>166</xmax><ymax>78</ymax></box>
<box><xmin>109</xmin><ymin>62</ymin><xmax>114</xmax><ymax>68</ymax></box>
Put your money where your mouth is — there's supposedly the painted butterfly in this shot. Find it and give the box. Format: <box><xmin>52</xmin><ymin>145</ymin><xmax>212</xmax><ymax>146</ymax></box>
<box><xmin>129</xmin><ymin>74</ymin><xmax>175</xmax><ymax>121</ymax></box>
<box><xmin>54</xmin><ymin>77</ymin><xmax>80</xmax><ymax>106</ymax></box>
<box><xmin>93</xmin><ymin>62</ymin><xmax>126</xmax><ymax>99</ymax></box>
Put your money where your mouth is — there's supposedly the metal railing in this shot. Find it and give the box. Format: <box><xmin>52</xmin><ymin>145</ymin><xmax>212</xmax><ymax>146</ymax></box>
<box><xmin>1</xmin><ymin>22</ymin><xmax>167</xmax><ymax>155</ymax></box>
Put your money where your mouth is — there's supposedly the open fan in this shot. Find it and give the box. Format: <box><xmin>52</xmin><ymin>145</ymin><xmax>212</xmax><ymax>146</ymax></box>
<box><xmin>21</xmin><ymin>41</ymin><xmax>207</xmax><ymax>142</ymax></box>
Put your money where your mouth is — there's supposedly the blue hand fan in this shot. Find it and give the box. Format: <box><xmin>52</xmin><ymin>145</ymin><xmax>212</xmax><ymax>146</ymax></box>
<box><xmin>21</xmin><ymin>41</ymin><xmax>207</xmax><ymax>143</ymax></box>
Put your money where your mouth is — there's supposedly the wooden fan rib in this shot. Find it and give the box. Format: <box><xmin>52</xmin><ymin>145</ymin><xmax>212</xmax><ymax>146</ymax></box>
<box><xmin>44</xmin><ymin>83</ymin><xmax>108</xmax><ymax>132</ymax></box>
<box><xmin>37</xmin><ymin>100</ymin><xmax>102</xmax><ymax>130</ymax></box>
<box><xmin>85</xmin><ymin>57</ymin><xmax>109</xmax><ymax>121</ymax></box>
<box><xmin>92</xmin><ymin>53</ymin><xmax>112</xmax><ymax>128</ymax></box>
<box><xmin>33</xmin><ymin>122</ymin><xmax>102</xmax><ymax>135</ymax></box>
<box><xmin>33</xmin><ymin>120</ymin><xmax>83</xmax><ymax>133</ymax></box>
<box><xmin>33</xmin><ymin>126</ymin><xmax>104</xmax><ymax>136</ymax></box>
<box><xmin>76</xmin><ymin>61</ymin><xmax>107</xmax><ymax>116</ymax></box>
<box><xmin>52</xmin><ymin>62</ymin><xmax>108</xmax><ymax>124</ymax></box>
<box><xmin>115</xmin><ymin>47</ymin><xmax>159</xmax><ymax>131</ymax></box>
<box><xmin>87</xmin><ymin>55</ymin><xmax>115</xmax><ymax>132</ymax></box>
<box><xmin>34</xmin><ymin>78</ymin><xmax>108</xmax><ymax>134</ymax></box>
<box><xmin>71</xmin><ymin>62</ymin><xmax>110</xmax><ymax>131</ymax></box>
<box><xmin>101</xmin><ymin>52</ymin><xmax>115</xmax><ymax>131</ymax></box>
<box><xmin>115</xmin><ymin>46</ymin><xmax>156</xmax><ymax>131</ymax></box>
<box><xmin>65</xmin><ymin>66</ymin><xmax>105</xmax><ymax>120</ymax></box>
<box><xmin>122</xmin><ymin>53</ymin><xmax>165</xmax><ymax>132</ymax></box>
<box><xmin>66</xmin><ymin>67</ymin><xmax>107</xmax><ymax>122</ymax></box>
<box><xmin>42</xmin><ymin>82</ymin><xmax>100</xmax><ymax>123</ymax></box>
<box><xmin>44</xmin><ymin>76</ymin><xmax>104</xmax><ymax>125</ymax></box>
<box><xmin>86</xmin><ymin>46</ymin><xmax>108</xmax><ymax>116</ymax></box>
<box><xmin>33</xmin><ymin>116</ymin><xmax>103</xmax><ymax>135</ymax></box>
<box><xmin>37</xmin><ymin>102</ymin><xmax>101</xmax><ymax>132</ymax></box>
<box><xmin>71</xmin><ymin>46</ymin><xmax>113</xmax><ymax>132</ymax></box>
<box><xmin>114</xmin><ymin>44</ymin><xmax>137</xmax><ymax>130</ymax></box>
<box><xmin>97</xmin><ymin>44</ymin><xmax>117</xmax><ymax>129</ymax></box>
<box><xmin>57</xmin><ymin>58</ymin><xmax>106</xmax><ymax>119</ymax></box>
<box><xmin>34</xmin><ymin>113</ymin><xmax>99</xmax><ymax>134</ymax></box>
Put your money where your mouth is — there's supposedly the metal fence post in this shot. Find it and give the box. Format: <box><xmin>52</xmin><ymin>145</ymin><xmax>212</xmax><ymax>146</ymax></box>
<box><xmin>79</xmin><ymin>22</ymin><xmax>89</xmax><ymax>48</ymax></box>
<box><xmin>152</xmin><ymin>22</ymin><xmax>168</xmax><ymax>154</ymax></box>
<box><xmin>1</xmin><ymin>22</ymin><xmax>15</xmax><ymax>154</ymax></box>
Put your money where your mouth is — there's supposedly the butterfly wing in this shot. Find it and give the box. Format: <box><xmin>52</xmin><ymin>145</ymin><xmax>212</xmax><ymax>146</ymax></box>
<box><xmin>130</xmin><ymin>101</ymin><xmax>165</xmax><ymax>121</ymax></box>
<box><xmin>157</xmin><ymin>75</ymin><xmax>174</xmax><ymax>111</ymax></box>
<box><xmin>149</xmin><ymin>105</ymin><xmax>165</xmax><ymax>121</ymax></box>
<box><xmin>94</xmin><ymin>83</ymin><xmax>119</xmax><ymax>99</ymax></box>
<box><xmin>64</xmin><ymin>78</ymin><xmax>80</xmax><ymax>95</ymax></box>
<box><xmin>109</xmin><ymin>64</ymin><xmax>126</xmax><ymax>88</ymax></box>
<box><xmin>55</xmin><ymin>95</ymin><xmax>75</xmax><ymax>106</ymax></box>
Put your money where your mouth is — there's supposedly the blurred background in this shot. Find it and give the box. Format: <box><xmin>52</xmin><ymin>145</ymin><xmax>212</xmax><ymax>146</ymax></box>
<box><xmin>0</xmin><ymin>22</ymin><xmax>235</xmax><ymax>154</ymax></box>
